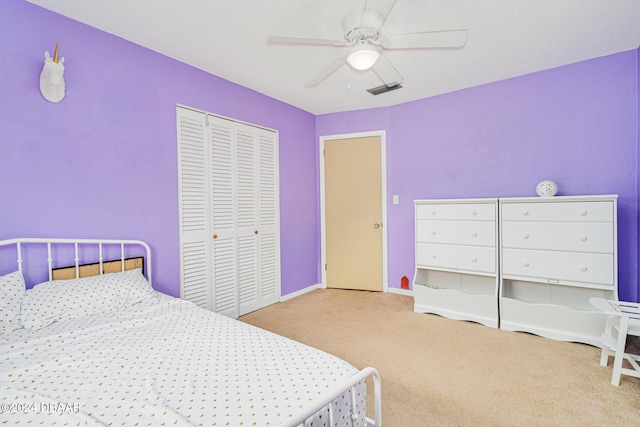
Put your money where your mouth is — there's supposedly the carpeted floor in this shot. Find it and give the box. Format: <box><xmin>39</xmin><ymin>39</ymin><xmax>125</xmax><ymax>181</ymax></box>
<box><xmin>240</xmin><ymin>289</ymin><xmax>640</xmax><ymax>427</ymax></box>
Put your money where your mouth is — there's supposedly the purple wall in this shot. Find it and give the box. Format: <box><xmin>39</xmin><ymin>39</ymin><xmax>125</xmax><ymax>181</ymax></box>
<box><xmin>1</xmin><ymin>1</ymin><xmax>639</xmax><ymax>303</ymax></box>
<box><xmin>0</xmin><ymin>1</ymin><xmax>319</xmax><ymax>297</ymax></box>
<box><xmin>317</xmin><ymin>51</ymin><xmax>639</xmax><ymax>302</ymax></box>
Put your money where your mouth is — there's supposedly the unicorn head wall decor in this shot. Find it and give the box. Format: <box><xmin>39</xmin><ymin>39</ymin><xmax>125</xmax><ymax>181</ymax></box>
<box><xmin>39</xmin><ymin>42</ymin><xmax>66</xmax><ymax>103</ymax></box>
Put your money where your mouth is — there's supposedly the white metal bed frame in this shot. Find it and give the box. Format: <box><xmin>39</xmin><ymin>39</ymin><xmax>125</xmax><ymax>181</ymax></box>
<box><xmin>289</xmin><ymin>366</ymin><xmax>382</xmax><ymax>427</ymax></box>
<box><xmin>0</xmin><ymin>237</ymin><xmax>381</xmax><ymax>427</ymax></box>
<box><xmin>0</xmin><ymin>237</ymin><xmax>152</xmax><ymax>285</ymax></box>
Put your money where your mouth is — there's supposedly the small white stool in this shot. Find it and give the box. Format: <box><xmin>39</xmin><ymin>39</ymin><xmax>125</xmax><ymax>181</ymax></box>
<box><xmin>590</xmin><ymin>297</ymin><xmax>640</xmax><ymax>386</ymax></box>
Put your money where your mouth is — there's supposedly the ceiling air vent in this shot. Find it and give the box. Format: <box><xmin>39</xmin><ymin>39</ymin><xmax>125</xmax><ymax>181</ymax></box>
<box><xmin>366</xmin><ymin>83</ymin><xmax>403</xmax><ymax>96</ymax></box>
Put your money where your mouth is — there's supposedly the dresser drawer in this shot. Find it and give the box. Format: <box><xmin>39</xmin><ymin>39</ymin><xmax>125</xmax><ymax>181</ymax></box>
<box><xmin>417</xmin><ymin>220</ymin><xmax>495</xmax><ymax>246</ymax></box>
<box><xmin>416</xmin><ymin>203</ymin><xmax>495</xmax><ymax>221</ymax></box>
<box><xmin>501</xmin><ymin>201</ymin><xmax>613</xmax><ymax>222</ymax></box>
<box><xmin>502</xmin><ymin>248</ymin><xmax>614</xmax><ymax>286</ymax></box>
<box><xmin>501</xmin><ymin>222</ymin><xmax>614</xmax><ymax>253</ymax></box>
<box><xmin>417</xmin><ymin>243</ymin><xmax>496</xmax><ymax>274</ymax></box>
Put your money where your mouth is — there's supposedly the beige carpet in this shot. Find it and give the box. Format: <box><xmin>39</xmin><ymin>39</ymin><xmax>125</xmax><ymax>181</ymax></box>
<box><xmin>239</xmin><ymin>289</ymin><xmax>640</xmax><ymax>427</ymax></box>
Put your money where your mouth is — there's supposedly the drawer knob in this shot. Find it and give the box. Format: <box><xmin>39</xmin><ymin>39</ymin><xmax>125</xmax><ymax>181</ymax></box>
<box><xmin>431</xmin><ymin>254</ymin><xmax>437</xmax><ymax>259</ymax></box>
<box><xmin>580</xmin><ymin>210</ymin><xmax>587</xmax><ymax>216</ymax></box>
<box><xmin>471</xmin><ymin>232</ymin><xmax>477</xmax><ymax>237</ymax></box>
<box><xmin>522</xmin><ymin>210</ymin><xmax>529</xmax><ymax>216</ymax></box>
<box><xmin>522</xmin><ymin>233</ymin><xmax>529</xmax><ymax>239</ymax></box>
<box><xmin>523</xmin><ymin>261</ymin><xmax>530</xmax><ymax>267</ymax></box>
<box><xmin>580</xmin><ymin>266</ymin><xmax>588</xmax><ymax>272</ymax></box>
<box><xmin>579</xmin><ymin>235</ymin><xmax>588</xmax><ymax>241</ymax></box>
<box><xmin>430</xmin><ymin>210</ymin><xmax>436</xmax><ymax>215</ymax></box>
<box><xmin>471</xmin><ymin>257</ymin><xmax>478</xmax><ymax>262</ymax></box>
<box><xmin>431</xmin><ymin>230</ymin><xmax>437</xmax><ymax>235</ymax></box>
<box><xmin>471</xmin><ymin>210</ymin><xmax>477</xmax><ymax>215</ymax></box>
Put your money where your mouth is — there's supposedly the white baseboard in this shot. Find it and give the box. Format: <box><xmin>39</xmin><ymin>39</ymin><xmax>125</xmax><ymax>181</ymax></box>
<box><xmin>282</xmin><ymin>284</ymin><xmax>412</xmax><ymax>301</ymax></box>
<box><xmin>280</xmin><ymin>283</ymin><xmax>321</xmax><ymax>302</ymax></box>
<box><xmin>388</xmin><ymin>287</ymin><xmax>413</xmax><ymax>297</ymax></box>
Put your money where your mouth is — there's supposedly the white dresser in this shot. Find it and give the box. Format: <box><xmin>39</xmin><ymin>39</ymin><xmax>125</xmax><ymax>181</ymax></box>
<box><xmin>413</xmin><ymin>199</ymin><xmax>500</xmax><ymax>328</ymax></box>
<box><xmin>499</xmin><ymin>195</ymin><xmax>618</xmax><ymax>346</ymax></box>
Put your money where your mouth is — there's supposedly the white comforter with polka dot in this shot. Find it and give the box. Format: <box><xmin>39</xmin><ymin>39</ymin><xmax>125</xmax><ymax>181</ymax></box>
<box><xmin>0</xmin><ymin>292</ymin><xmax>366</xmax><ymax>426</ymax></box>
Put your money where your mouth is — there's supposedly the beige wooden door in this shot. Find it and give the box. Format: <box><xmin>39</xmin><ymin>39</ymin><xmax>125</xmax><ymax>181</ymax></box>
<box><xmin>324</xmin><ymin>136</ymin><xmax>383</xmax><ymax>291</ymax></box>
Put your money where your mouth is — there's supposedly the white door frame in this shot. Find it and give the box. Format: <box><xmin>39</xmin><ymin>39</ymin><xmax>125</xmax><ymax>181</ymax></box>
<box><xmin>319</xmin><ymin>130</ymin><xmax>388</xmax><ymax>292</ymax></box>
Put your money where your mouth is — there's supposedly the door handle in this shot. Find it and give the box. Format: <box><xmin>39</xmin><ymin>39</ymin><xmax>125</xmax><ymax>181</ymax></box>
<box><xmin>373</xmin><ymin>223</ymin><xmax>381</xmax><ymax>229</ymax></box>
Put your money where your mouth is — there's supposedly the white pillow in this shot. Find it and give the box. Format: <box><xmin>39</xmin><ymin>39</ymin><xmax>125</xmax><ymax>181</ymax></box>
<box><xmin>0</xmin><ymin>270</ymin><xmax>26</xmax><ymax>334</ymax></box>
<box><xmin>20</xmin><ymin>268</ymin><xmax>153</xmax><ymax>331</ymax></box>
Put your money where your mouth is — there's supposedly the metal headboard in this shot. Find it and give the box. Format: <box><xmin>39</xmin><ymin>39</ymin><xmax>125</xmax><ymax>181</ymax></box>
<box><xmin>0</xmin><ymin>238</ymin><xmax>152</xmax><ymax>286</ymax></box>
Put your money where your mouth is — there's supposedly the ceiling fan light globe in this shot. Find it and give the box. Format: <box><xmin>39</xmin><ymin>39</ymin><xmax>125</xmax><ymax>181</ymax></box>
<box><xmin>347</xmin><ymin>47</ymin><xmax>380</xmax><ymax>70</ymax></box>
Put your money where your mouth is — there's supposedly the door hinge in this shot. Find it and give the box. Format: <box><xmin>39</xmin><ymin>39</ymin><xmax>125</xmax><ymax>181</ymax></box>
<box><xmin>325</xmin><ymin>263</ymin><xmax>327</xmax><ymax>271</ymax></box>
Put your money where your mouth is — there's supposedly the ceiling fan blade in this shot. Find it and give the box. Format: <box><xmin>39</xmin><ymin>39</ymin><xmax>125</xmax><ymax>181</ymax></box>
<box><xmin>371</xmin><ymin>54</ymin><xmax>404</xmax><ymax>86</ymax></box>
<box><xmin>359</xmin><ymin>0</ymin><xmax>398</xmax><ymax>31</ymax></box>
<box><xmin>305</xmin><ymin>56</ymin><xmax>346</xmax><ymax>87</ymax></box>
<box><xmin>376</xmin><ymin>0</ymin><xmax>398</xmax><ymax>31</ymax></box>
<box><xmin>381</xmin><ymin>29</ymin><xmax>468</xmax><ymax>49</ymax></box>
<box><xmin>268</xmin><ymin>36</ymin><xmax>347</xmax><ymax>47</ymax></box>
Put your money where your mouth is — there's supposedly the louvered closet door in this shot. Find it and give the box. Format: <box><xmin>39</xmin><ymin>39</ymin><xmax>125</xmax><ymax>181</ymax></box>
<box><xmin>178</xmin><ymin>106</ymin><xmax>280</xmax><ymax>318</ymax></box>
<box><xmin>209</xmin><ymin>117</ymin><xmax>238</xmax><ymax>318</ymax></box>
<box><xmin>209</xmin><ymin>117</ymin><xmax>280</xmax><ymax>317</ymax></box>
<box><xmin>177</xmin><ymin>108</ymin><xmax>211</xmax><ymax>309</ymax></box>
<box><xmin>257</xmin><ymin>129</ymin><xmax>280</xmax><ymax>308</ymax></box>
<box><xmin>234</xmin><ymin>124</ymin><xmax>260</xmax><ymax>316</ymax></box>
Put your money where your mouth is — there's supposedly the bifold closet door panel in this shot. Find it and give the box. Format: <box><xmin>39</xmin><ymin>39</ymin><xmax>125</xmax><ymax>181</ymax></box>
<box><xmin>234</xmin><ymin>125</ymin><xmax>260</xmax><ymax>316</ymax></box>
<box><xmin>257</xmin><ymin>129</ymin><xmax>280</xmax><ymax>307</ymax></box>
<box><xmin>209</xmin><ymin>117</ymin><xmax>241</xmax><ymax>318</ymax></box>
<box><xmin>259</xmin><ymin>232</ymin><xmax>279</xmax><ymax>306</ymax></box>
<box><xmin>177</xmin><ymin>108</ymin><xmax>211</xmax><ymax>310</ymax></box>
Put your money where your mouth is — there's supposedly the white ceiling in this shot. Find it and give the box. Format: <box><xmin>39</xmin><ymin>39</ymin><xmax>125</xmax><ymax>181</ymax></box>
<box><xmin>27</xmin><ymin>0</ymin><xmax>640</xmax><ymax>115</ymax></box>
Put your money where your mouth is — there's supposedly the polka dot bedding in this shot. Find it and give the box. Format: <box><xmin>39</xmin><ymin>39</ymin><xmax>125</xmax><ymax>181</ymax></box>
<box><xmin>0</xmin><ymin>292</ymin><xmax>367</xmax><ymax>426</ymax></box>
<box><xmin>19</xmin><ymin>268</ymin><xmax>154</xmax><ymax>331</ymax></box>
<box><xmin>0</xmin><ymin>271</ymin><xmax>25</xmax><ymax>334</ymax></box>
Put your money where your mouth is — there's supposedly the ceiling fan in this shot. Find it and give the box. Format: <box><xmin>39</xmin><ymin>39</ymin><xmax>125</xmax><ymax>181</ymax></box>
<box><xmin>267</xmin><ymin>0</ymin><xmax>468</xmax><ymax>88</ymax></box>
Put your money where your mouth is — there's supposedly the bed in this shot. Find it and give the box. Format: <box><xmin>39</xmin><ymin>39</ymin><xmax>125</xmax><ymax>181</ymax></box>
<box><xmin>0</xmin><ymin>238</ymin><xmax>381</xmax><ymax>426</ymax></box>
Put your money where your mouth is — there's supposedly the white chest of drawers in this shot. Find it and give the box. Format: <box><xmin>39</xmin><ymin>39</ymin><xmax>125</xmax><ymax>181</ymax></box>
<box><xmin>413</xmin><ymin>199</ymin><xmax>499</xmax><ymax>328</ymax></box>
<box><xmin>499</xmin><ymin>195</ymin><xmax>618</xmax><ymax>345</ymax></box>
<box><xmin>412</xmin><ymin>195</ymin><xmax>618</xmax><ymax>345</ymax></box>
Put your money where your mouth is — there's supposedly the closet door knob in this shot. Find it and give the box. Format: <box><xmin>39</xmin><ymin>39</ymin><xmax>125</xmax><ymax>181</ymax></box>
<box><xmin>213</xmin><ymin>234</ymin><xmax>218</xmax><ymax>239</ymax></box>
<box><xmin>254</xmin><ymin>230</ymin><xmax>259</xmax><ymax>235</ymax></box>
